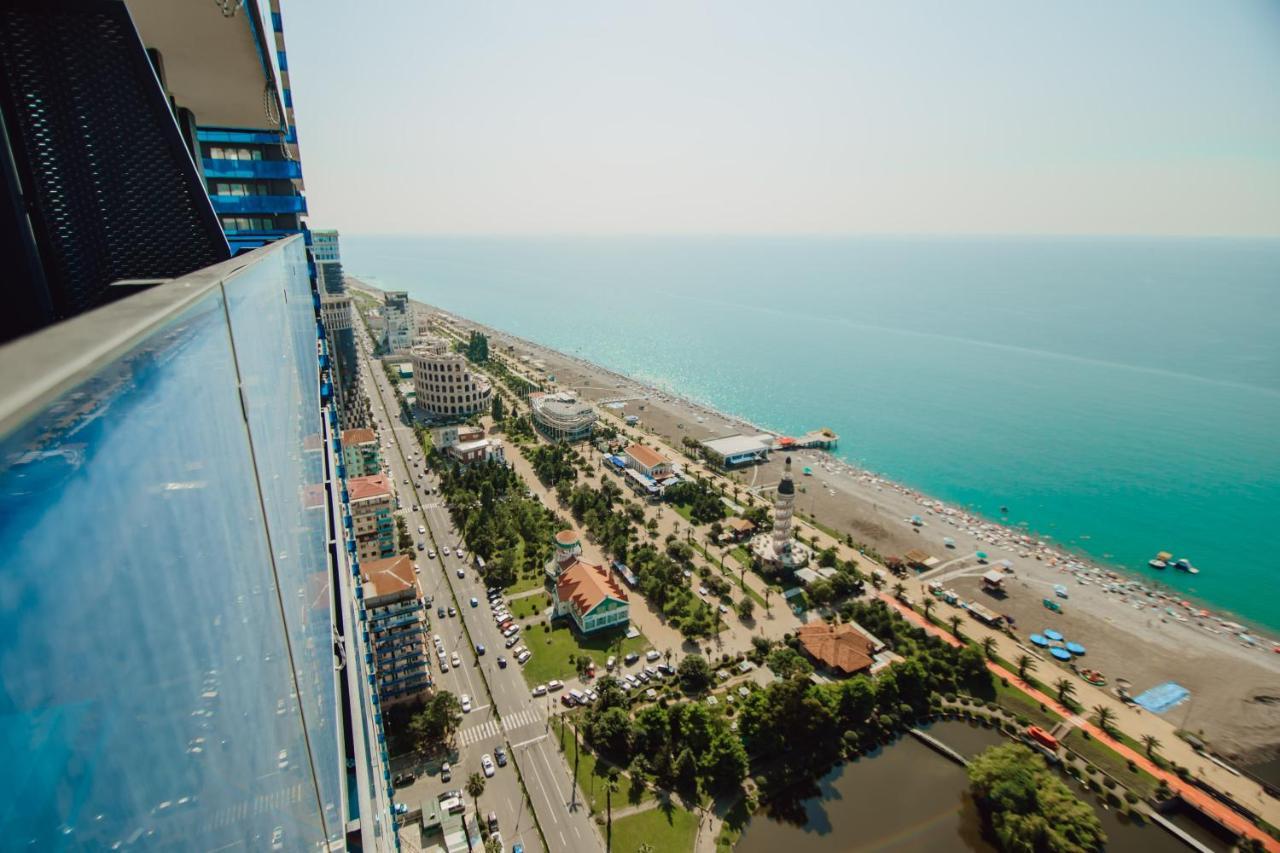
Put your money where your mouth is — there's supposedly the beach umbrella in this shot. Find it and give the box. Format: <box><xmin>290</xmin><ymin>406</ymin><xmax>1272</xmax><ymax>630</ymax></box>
<box><xmin>1066</xmin><ymin>642</ymin><xmax>1086</xmax><ymax>655</ymax></box>
<box><xmin>1030</xmin><ymin>634</ymin><xmax>1049</xmax><ymax>647</ymax></box>
<box><xmin>1044</xmin><ymin>629</ymin><xmax>1064</xmax><ymax>642</ymax></box>
<box><xmin>1050</xmin><ymin>647</ymin><xmax>1072</xmax><ymax>661</ymax></box>
<box><xmin>976</xmin><ymin>551</ymin><xmax>989</xmax><ymax>561</ymax></box>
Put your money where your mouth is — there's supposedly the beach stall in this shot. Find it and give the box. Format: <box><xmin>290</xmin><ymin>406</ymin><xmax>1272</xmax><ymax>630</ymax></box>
<box><xmin>976</xmin><ymin>551</ymin><xmax>989</xmax><ymax>563</ymax></box>
<box><xmin>981</xmin><ymin>570</ymin><xmax>1005</xmax><ymax>591</ymax></box>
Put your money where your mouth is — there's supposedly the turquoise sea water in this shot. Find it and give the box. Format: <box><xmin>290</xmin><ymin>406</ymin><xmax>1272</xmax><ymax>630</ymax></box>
<box><xmin>344</xmin><ymin>235</ymin><xmax>1280</xmax><ymax>631</ymax></box>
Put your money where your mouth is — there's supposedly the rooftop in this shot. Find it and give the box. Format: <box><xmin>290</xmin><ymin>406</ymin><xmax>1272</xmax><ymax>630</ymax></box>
<box><xmin>348</xmin><ymin>473</ymin><xmax>393</xmax><ymax>502</ymax></box>
<box><xmin>342</xmin><ymin>428</ymin><xmax>377</xmax><ymax>446</ymax></box>
<box><xmin>555</xmin><ymin>530</ymin><xmax>580</xmax><ymax>548</ymax></box>
<box><xmin>796</xmin><ymin>620</ymin><xmax>878</xmax><ymax>675</ymax></box>
<box><xmin>700</xmin><ymin>433</ymin><xmax>773</xmax><ymax>457</ymax></box>
<box><xmin>624</xmin><ymin>443</ymin><xmax>668</xmax><ymax>469</ymax></box>
<box><xmin>556</xmin><ymin>559</ymin><xmax>628</xmax><ymax>614</ymax></box>
<box><xmin>362</xmin><ymin>555</ymin><xmax>417</xmax><ymax>599</ymax></box>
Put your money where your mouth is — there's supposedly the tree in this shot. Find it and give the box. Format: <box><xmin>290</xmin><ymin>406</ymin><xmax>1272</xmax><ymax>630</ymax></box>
<box><xmin>1054</xmin><ymin>677</ymin><xmax>1075</xmax><ymax>705</ymax></box>
<box><xmin>678</xmin><ymin>654</ymin><xmax>713</xmax><ymax>694</ymax></box>
<box><xmin>410</xmin><ymin>691</ymin><xmax>463</xmax><ymax>752</ymax></box>
<box><xmin>949</xmin><ymin>614</ymin><xmax>963</xmax><ymax>638</ymax></box>
<box><xmin>466</xmin><ymin>771</ymin><xmax>486</xmax><ymax>830</ymax></box>
<box><xmin>922</xmin><ymin>598</ymin><xmax>935</xmax><ymax>623</ymax></box>
<box><xmin>892</xmin><ymin>581</ymin><xmax>906</xmax><ymax>600</ymax></box>
<box><xmin>605</xmin><ymin>767</ymin><xmax>620</xmax><ymax>850</ymax></box>
<box><xmin>968</xmin><ymin>743</ymin><xmax>1105</xmax><ymax>852</ymax></box>
<box><xmin>491</xmin><ymin>393</ymin><xmax>505</xmax><ymax>422</ymax></box>
<box><xmin>738</xmin><ymin>595</ymin><xmax>755</xmax><ymax>621</ymax></box>
<box><xmin>980</xmin><ymin>635</ymin><xmax>997</xmax><ymax>661</ymax></box>
<box><xmin>869</xmin><ymin>572</ymin><xmax>885</xmax><ymax>591</ymax></box>
<box><xmin>586</xmin><ymin>706</ymin><xmax>634</xmax><ymax>760</ymax></box>
<box><xmin>1141</xmin><ymin>733</ymin><xmax>1162</xmax><ymax>759</ymax></box>
<box><xmin>1092</xmin><ymin>705</ymin><xmax>1116</xmax><ymax>738</ymax></box>
<box><xmin>1016</xmin><ymin>654</ymin><xmax>1036</xmax><ymax>683</ymax></box>
<box><xmin>766</xmin><ymin>646</ymin><xmax>813</xmax><ymax>680</ymax></box>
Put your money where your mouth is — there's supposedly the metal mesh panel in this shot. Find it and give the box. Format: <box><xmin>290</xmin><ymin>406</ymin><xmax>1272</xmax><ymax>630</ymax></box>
<box><xmin>0</xmin><ymin>1</ymin><xmax>229</xmax><ymax>324</ymax></box>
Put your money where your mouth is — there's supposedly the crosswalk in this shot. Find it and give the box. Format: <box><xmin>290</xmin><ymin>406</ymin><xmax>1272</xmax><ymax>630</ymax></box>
<box><xmin>456</xmin><ymin>708</ymin><xmax>544</xmax><ymax>747</ymax></box>
<box><xmin>200</xmin><ymin>782</ymin><xmax>305</xmax><ymax>832</ymax></box>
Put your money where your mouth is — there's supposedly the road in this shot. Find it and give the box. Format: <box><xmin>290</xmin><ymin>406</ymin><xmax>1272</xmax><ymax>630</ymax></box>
<box><xmin>353</xmin><ymin>315</ymin><xmax>603</xmax><ymax>853</ymax></box>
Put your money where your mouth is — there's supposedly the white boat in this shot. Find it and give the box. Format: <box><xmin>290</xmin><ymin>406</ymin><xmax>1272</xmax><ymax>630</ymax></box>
<box><xmin>1148</xmin><ymin>559</ymin><xmax>1166</xmax><ymax>569</ymax></box>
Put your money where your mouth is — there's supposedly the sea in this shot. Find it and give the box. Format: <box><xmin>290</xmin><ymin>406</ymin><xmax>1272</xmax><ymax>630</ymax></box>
<box><xmin>343</xmin><ymin>235</ymin><xmax>1280</xmax><ymax>632</ymax></box>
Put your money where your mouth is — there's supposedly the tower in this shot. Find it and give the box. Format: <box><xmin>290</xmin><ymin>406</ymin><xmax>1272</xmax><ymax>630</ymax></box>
<box><xmin>773</xmin><ymin>456</ymin><xmax>796</xmax><ymax>559</ymax></box>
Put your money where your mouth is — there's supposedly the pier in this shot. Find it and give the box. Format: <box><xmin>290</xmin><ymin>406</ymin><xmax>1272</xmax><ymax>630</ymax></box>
<box><xmin>908</xmin><ymin>727</ymin><xmax>969</xmax><ymax>767</ymax></box>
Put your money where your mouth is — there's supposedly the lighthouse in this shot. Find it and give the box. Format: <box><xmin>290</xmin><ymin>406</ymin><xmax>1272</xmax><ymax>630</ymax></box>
<box><xmin>772</xmin><ymin>456</ymin><xmax>796</xmax><ymax>559</ymax></box>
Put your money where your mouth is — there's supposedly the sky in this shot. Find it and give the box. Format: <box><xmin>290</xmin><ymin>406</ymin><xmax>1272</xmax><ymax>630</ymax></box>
<box><xmin>282</xmin><ymin>1</ymin><xmax>1280</xmax><ymax>236</ymax></box>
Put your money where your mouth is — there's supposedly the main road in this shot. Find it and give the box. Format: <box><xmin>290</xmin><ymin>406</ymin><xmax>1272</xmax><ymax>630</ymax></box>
<box><xmin>353</xmin><ymin>313</ymin><xmax>602</xmax><ymax>853</ymax></box>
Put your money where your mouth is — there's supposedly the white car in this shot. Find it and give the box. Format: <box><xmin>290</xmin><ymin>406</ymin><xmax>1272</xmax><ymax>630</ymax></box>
<box><xmin>480</xmin><ymin>755</ymin><xmax>495</xmax><ymax>778</ymax></box>
<box><xmin>428</xmin><ymin>550</ymin><xmax>436</xmax><ymax>558</ymax></box>
<box><xmin>532</xmin><ymin>684</ymin><xmax>547</xmax><ymax>697</ymax></box>
<box><xmin>461</xmin><ymin>695</ymin><xmax>472</xmax><ymax>713</ymax></box>
<box><xmin>277</xmin><ymin>749</ymin><xmax>289</xmax><ymax>770</ymax></box>
<box><xmin>417</xmin><ymin>525</ymin><xmax>426</xmax><ymax>535</ymax></box>
<box><xmin>442</xmin><ymin>547</ymin><xmax>451</xmax><ymax>557</ymax></box>
<box><xmin>271</xmin><ymin>826</ymin><xmax>284</xmax><ymax>850</ymax></box>
<box><xmin>451</xmin><ymin>652</ymin><xmax>461</xmax><ymax>668</ymax></box>
<box><xmin>516</xmin><ymin>650</ymin><xmax>531</xmax><ymax>664</ymax></box>
<box><xmin>547</xmin><ymin>680</ymin><xmax>564</xmax><ymax>692</ymax></box>
<box><xmin>503</xmin><ymin>626</ymin><xmax>519</xmax><ymax>638</ymax></box>
<box><xmin>645</xmin><ymin>649</ymin><xmax>661</xmax><ymax>662</ymax></box>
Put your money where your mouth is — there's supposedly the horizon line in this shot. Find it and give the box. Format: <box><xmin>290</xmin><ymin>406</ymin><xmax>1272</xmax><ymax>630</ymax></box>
<box><xmin>321</xmin><ymin>230</ymin><xmax>1280</xmax><ymax>240</ymax></box>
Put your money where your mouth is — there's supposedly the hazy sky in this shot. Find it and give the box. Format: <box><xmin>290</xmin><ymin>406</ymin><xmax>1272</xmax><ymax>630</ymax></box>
<box><xmin>283</xmin><ymin>1</ymin><xmax>1280</xmax><ymax>236</ymax></box>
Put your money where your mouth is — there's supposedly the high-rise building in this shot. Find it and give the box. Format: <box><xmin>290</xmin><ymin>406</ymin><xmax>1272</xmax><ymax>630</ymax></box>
<box><xmin>312</xmin><ymin>228</ymin><xmax>342</xmax><ymax>261</ymax></box>
<box><xmin>349</xmin><ymin>473</ymin><xmax>397</xmax><ymax>560</ymax></box>
<box><xmin>312</xmin><ymin>229</ymin><xmax>369</xmax><ymax>428</ymax></box>
<box><xmin>383</xmin><ymin>291</ymin><xmax>413</xmax><ymax>353</ymax></box>
<box><xmin>362</xmin><ymin>555</ymin><xmax>432</xmax><ymax>705</ymax></box>
<box><xmin>342</xmin><ymin>428</ymin><xmax>383</xmax><ymax>477</ymax></box>
<box><xmin>412</xmin><ymin>338</ymin><xmax>494</xmax><ymax>422</ymax></box>
<box><xmin>0</xmin><ymin>3</ymin><xmax>400</xmax><ymax>848</ymax></box>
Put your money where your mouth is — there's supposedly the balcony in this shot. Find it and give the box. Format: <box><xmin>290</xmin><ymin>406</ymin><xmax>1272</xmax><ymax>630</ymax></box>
<box><xmin>203</xmin><ymin>157</ymin><xmax>304</xmax><ymax>180</ymax></box>
<box><xmin>209</xmin><ymin>193</ymin><xmax>308</xmax><ymax>215</ymax></box>
<box><xmin>0</xmin><ymin>236</ymin><xmax>370</xmax><ymax>849</ymax></box>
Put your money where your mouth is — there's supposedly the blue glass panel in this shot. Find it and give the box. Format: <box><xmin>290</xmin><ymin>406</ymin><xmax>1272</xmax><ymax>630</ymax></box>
<box><xmin>0</xmin><ymin>285</ymin><xmax>327</xmax><ymax>848</ymax></box>
<box><xmin>221</xmin><ymin>238</ymin><xmax>342</xmax><ymax>843</ymax></box>
<box><xmin>210</xmin><ymin>195</ymin><xmax>307</xmax><ymax>215</ymax></box>
<box><xmin>202</xmin><ymin>159</ymin><xmax>303</xmax><ymax>180</ymax></box>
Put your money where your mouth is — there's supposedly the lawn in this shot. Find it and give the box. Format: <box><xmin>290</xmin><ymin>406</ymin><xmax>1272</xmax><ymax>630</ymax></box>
<box><xmin>509</xmin><ymin>592</ymin><xmax>549</xmax><ymax>621</ymax></box>
<box><xmin>1062</xmin><ymin>729</ymin><xmax>1160</xmax><ymax>799</ymax></box>
<box><xmin>520</xmin><ymin>621</ymin><xmax>652</xmax><ymax>687</ymax></box>
<box><xmin>504</xmin><ymin>570</ymin><xmax>545</xmax><ymax>596</ymax></box>
<box><xmin>610</xmin><ymin>803</ymin><xmax>699</xmax><ymax>853</ymax></box>
<box><xmin>989</xmin><ymin>678</ymin><xmax>1063</xmax><ymax>730</ymax></box>
<box><xmin>560</xmin><ymin>737</ymin><xmax>653</xmax><ymax>814</ymax></box>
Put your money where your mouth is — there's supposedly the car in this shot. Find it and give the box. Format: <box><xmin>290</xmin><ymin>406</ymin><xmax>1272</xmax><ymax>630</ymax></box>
<box><xmin>547</xmin><ymin>680</ymin><xmax>564</xmax><ymax>691</ymax></box>
<box><xmin>498</xmin><ymin>620</ymin><xmax>514</xmax><ymax>631</ymax></box>
<box><xmin>497</xmin><ymin>656</ymin><xmax>508</xmax><ymax>668</ymax></box>
<box><xmin>438</xmin><ymin>658</ymin><xmax>449</xmax><ymax>673</ymax></box>
<box><xmin>413</xmin><ymin>563</ymin><xmax>421</xmax><ymax>574</ymax></box>
<box><xmin>516</xmin><ymin>650</ymin><xmax>531</xmax><ymax>664</ymax></box>
<box><xmin>451</xmin><ymin>652</ymin><xmax>461</xmax><ymax>667</ymax></box>
<box><xmin>442</xmin><ymin>547</ymin><xmax>451</xmax><ymax>556</ymax></box>
<box><xmin>461</xmin><ymin>695</ymin><xmax>472</xmax><ymax>713</ymax></box>
<box><xmin>392</xmin><ymin>772</ymin><xmax>416</xmax><ymax>788</ymax></box>
<box><xmin>441</xmin><ymin>762</ymin><xmax>451</xmax><ymax>782</ymax></box>
<box><xmin>560</xmin><ymin>694</ymin><xmax>576</xmax><ymax>707</ymax></box>
<box><xmin>456</xmin><ymin>568</ymin><xmax>465</xmax><ymax>578</ymax></box>
<box><xmin>532</xmin><ymin>684</ymin><xmax>547</xmax><ymax>697</ymax></box>
<box><xmin>645</xmin><ymin>649</ymin><xmax>661</xmax><ymax>662</ymax></box>
<box><xmin>437</xmin><ymin>606</ymin><xmax>446</xmax><ymax>618</ymax></box>
<box><xmin>494</xmin><ymin>747</ymin><xmax>507</xmax><ymax>767</ymax></box>
<box><xmin>624</xmin><ymin>675</ymin><xmax>639</xmax><ymax>689</ymax></box>
<box><xmin>403</xmin><ymin>479</ymin><xmax>409</xmax><ymax>485</ymax></box>
<box><xmin>585</xmin><ymin>689</ymin><xmax>598</xmax><ymax>703</ymax></box>
<box><xmin>481</xmin><ymin>755</ymin><xmax>495</xmax><ymax>777</ymax></box>
<box><xmin>504</xmin><ymin>636</ymin><xmax>519</xmax><ymax>648</ymax></box>
<box><xmin>636</xmin><ymin>671</ymin><xmax>650</xmax><ymax>684</ymax></box>
<box><xmin>457</xmin><ymin>550</ymin><xmax>467</xmax><ymax>561</ymax></box>
<box><xmin>470</xmin><ymin>596</ymin><xmax>479</xmax><ymax>607</ymax></box>
<box><xmin>658</xmin><ymin>663</ymin><xmax>675</xmax><ymax>676</ymax></box>
<box><xmin>271</xmin><ymin>826</ymin><xmax>284</xmax><ymax>850</ymax></box>
<box><xmin>719</xmin><ymin>604</ymin><xmax>729</xmax><ymax>615</ymax></box>
<box><xmin>448</xmin><ymin>606</ymin><xmax>457</xmax><ymax>617</ymax></box>
<box><xmin>646</xmin><ymin>688</ymin><xmax>658</xmax><ymax>700</ymax></box>
<box><xmin>417</xmin><ymin>525</ymin><xmax>426</xmax><ymax>535</ymax></box>
<box><xmin>624</xmin><ymin>652</ymin><xmax>640</xmax><ymax>665</ymax></box>
<box><xmin>433</xmin><ymin>633</ymin><xmax>442</xmax><ymax>645</ymax></box>
<box><xmin>416</xmin><ymin>542</ymin><xmax>425</xmax><ymax>551</ymax></box>
<box><xmin>277</xmin><ymin>749</ymin><xmax>289</xmax><ymax>770</ymax></box>
<box><xmin>698</xmin><ymin>586</ymin><xmax>708</xmax><ymax>596</ymax></box>
<box><xmin>513</xmin><ymin>645</ymin><xmax>528</xmax><ymax>657</ymax></box>
<box><xmin>606</xmin><ymin>655</ymin><xmax>616</xmax><ymax>670</ymax></box>
<box><xmin>503</xmin><ymin>625</ymin><xmax>519</xmax><ymax>638</ymax></box>
<box><xmin>475</xmin><ymin>643</ymin><xmax>486</xmax><ymax>655</ymax></box>
<box><xmin>428</xmin><ymin>549</ymin><xmax>436</xmax><ymax>558</ymax></box>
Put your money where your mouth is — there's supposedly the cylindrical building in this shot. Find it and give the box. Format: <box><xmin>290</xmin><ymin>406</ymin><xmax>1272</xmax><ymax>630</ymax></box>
<box><xmin>411</xmin><ymin>337</ymin><xmax>492</xmax><ymax>420</ymax></box>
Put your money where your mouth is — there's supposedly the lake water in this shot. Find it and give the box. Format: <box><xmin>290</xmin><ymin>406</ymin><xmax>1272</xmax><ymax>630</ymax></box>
<box><xmin>732</xmin><ymin>721</ymin><xmax>1228</xmax><ymax>852</ymax></box>
<box><xmin>343</xmin><ymin>235</ymin><xmax>1280</xmax><ymax>630</ymax></box>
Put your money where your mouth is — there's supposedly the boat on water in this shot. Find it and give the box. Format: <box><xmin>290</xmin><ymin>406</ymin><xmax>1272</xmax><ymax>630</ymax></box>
<box><xmin>1174</xmin><ymin>558</ymin><xmax>1199</xmax><ymax>574</ymax></box>
<box><xmin>1148</xmin><ymin>559</ymin><xmax>1167</xmax><ymax>569</ymax></box>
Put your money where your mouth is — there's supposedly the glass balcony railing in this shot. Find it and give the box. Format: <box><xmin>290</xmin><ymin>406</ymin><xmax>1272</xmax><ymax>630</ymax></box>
<box><xmin>209</xmin><ymin>194</ymin><xmax>308</xmax><ymax>215</ymax></box>
<box><xmin>0</xmin><ymin>236</ymin><xmax>392</xmax><ymax>850</ymax></box>
<box><xmin>202</xmin><ymin>157</ymin><xmax>304</xmax><ymax>180</ymax></box>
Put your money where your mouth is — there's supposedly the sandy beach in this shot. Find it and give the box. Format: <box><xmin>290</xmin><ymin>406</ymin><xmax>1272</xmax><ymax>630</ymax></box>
<box><xmin>355</xmin><ymin>280</ymin><xmax>1280</xmax><ymax>772</ymax></box>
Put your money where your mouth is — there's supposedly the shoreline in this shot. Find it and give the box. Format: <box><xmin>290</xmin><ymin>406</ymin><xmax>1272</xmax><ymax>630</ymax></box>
<box><xmin>350</xmin><ymin>278</ymin><xmax>1280</xmax><ymax>768</ymax></box>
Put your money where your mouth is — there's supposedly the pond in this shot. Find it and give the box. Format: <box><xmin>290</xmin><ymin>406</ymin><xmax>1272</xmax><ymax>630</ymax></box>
<box><xmin>735</xmin><ymin>720</ymin><xmax>1227</xmax><ymax>852</ymax></box>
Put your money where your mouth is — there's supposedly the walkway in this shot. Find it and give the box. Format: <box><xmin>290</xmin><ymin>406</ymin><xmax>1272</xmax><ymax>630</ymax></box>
<box><xmin>881</xmin><ymin>593</ymin><xmax>1280</xmax><ymax>852</ymax></box>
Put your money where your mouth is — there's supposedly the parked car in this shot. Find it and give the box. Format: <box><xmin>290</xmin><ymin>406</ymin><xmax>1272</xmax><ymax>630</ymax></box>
<box><xmin>393</xmin><ymin>772</ymin><xmax>416</xmax><ymax>788</ymax></box>
<box><xmin>417</xmin><ymin>525</ymin><xmax>426</xmax><ymax>535</ymax></box>
<box><xmin>504</xmin><ymin>636</ymin><xmax>519</xmax><ymax>648</ymax></box>
<box><xmin>470</xmin><ymin>596</ymin><xmax>478</xmax><ymax>607</ymax></box>
<box><xmin>624</xmin><ymin>652</ymin><xmax>640</xmax><ymax>665</ymax></box>
<box><xmin>271</xmin><ymin>827</ymin><xmax>284</xmax><ymax>851</ymax></box>
<box><xmin>532</xmin><ymin>684</ymin><xmax>547</xmax><ymax>697</ymax></box>
<box><xmin>448</xmin><ymin>606</ymin><xmax>457</xmax><ymax>617</ymax></box>
<box><xmin>497</xmin><ymin>656</ymin><xmax>508</xmax><ymax>668</ymax></box>
<box><xmin>481</xmin><ymin>755</ymin><xmax>494</xmax><ymax>778</ymax></box>
<box><xmin>645</xmin><ymin>649</ymin><xmax>661</xmax><ymax>662</ymax></box>
<box><xmin>547</xmin><ymin>680</ymin><xmax>564</xmax><ymax>691</ymax></box>
<box><xmin>494</xmin><ymin>747</ymin><xmax>507</xmax><ymax>767</ymax></box>
<box><xmin>503</xmin><ymin>625</ymin><xmax>519</xmax><ymax>638</ymax></box>
<box><xmin>441</xmin><ymin>762</ymin><xmax>451</xmax><ymax>782</ymax></box>
<box><xmin>488</xmin><ymin>810</ymin><xmax>499</xmax><ymax>833</ymax></box>
<box><xmin>606</xmin><ymin>655</ymin><xmax>616</xmax><ymax>670</ymax></box>
<box><xmin>516</xmin><ymin>650</ymin><xmax>531</xmax><ymax>664</ymax></box>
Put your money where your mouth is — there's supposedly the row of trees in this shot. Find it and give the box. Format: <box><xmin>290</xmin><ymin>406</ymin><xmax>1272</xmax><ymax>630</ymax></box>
<box><xmin>630</xmin><ymin>545</ymin><xmax>719</xmax><ymax>639</ymax></box>
<box><xmin>529</xmin><ymin>442</ymin><xmax>580</xmax><ymax>487</ymax></box>
<box><xmin>464</xmin><ymin>331</ymin><xmax>489</xmax><ymax>363</ymax></box>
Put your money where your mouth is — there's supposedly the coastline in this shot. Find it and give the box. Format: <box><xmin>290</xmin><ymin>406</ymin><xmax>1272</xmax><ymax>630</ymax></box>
<box><xmin>351</xmin><ymin>278</ymin><xmax>1280</xmax><ymax>769</ymax></box>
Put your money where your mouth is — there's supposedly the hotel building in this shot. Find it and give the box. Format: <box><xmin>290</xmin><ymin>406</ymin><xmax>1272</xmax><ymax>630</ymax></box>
<box><xmin>341</xmin><ymin>428</ymin><xmax>382</xmax><ymax>477</ymax></box>
<box><xmin>412</xmin><ymin>338</ymin><xmax>493</xmax><ymax>421</ymax></box>
<box><xmin>349</xmin><ymin>473</ymin><xmax>396</xmax><ymax>560</ymax></box>
<box><xmin>362</xmin><ymin>556</ymin><xmax>431</xmax><ymax>704</ymax></box>
<box><xmin>529</xmin><ymin>391</ymin><xmax>597</xmax><ymax>444</ymax></box>
<box><xmin>383</xmin><ymin>291</ymin><xmax>413</xmax><ymax>353</ymax></box>
<box><xmin>546</xmin><ymin>532</ymin><xmax>630</xmax><ymax>634</ymax></box>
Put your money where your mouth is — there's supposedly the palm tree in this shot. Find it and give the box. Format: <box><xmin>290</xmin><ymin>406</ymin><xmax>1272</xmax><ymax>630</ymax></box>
<box><xmin>1054</xmin><ymin>677</ymin><xmax>1076</xmax><ymax>705</ymax></box>
<box><xmin>949</xmin><ymin>614</ymin><xmax>963</xmax><ymax>638</ymax></box>
<box><xmin>1016</xmin><ymin>654</ymin><xmax>1036</xmax><ymax>683</ymax></box>
<box><xmin>466</xmin><ymin>772</ymin><xmax>486</xmax><ymax>847</ymax></box>
<box><xmin>870</xmin><ymin>573</ymin><xmax>885</xmax><ymax>591</ymax></box>
<box><xmin>1092</xmin><ymin>705</ymin><xmax>1116</xmax><ymax>737</ymax></box>
<box><xmin>892</xmin><ymin>582</ymin><xmax>906</xmax><ymax>601</ymax></box>
<box><xmin>1141</xmin><ymin>734</ymin><xmax>1162</xmax><ymax>758</ymax></box>
<box><xmin>605</xmin><ymin>767</ymin><xmax>620</xmax><ymax>851</ymax></box>
<box><xmin>922</xmin><ymin>598</ymin><xmax>935</xmax><ymax>624</ymax></box>
<box><xmin>980</xmin><ymin>636</ymin><xmax>997</xmax><ymax>661</ymax></box>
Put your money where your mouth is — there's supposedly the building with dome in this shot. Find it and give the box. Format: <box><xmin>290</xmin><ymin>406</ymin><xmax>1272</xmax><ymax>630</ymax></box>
<box><xmin>545</xmin><ymin>531</ymin><xmax>629</xmax><ymax>635</ymax></box>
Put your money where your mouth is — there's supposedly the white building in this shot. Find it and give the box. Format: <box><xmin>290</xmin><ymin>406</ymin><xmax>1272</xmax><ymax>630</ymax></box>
<box><xmin>383</xmin><ymin>291</ymin><xmax>412</xmax><ymax>353</ymax></box>
<box><xmin>528</xmin><ymin>391</ymin><xmax>596</xmax><ymax>443</ymax></box>
<box><xmin>311</xmin><ymin>229</ymin><xmax>341</xmax><ymax>262</ymax></box>
<box><xmin>412</xmin><ymin>338</ymin><xmax>492</xmax><ymax>421</ymax></box>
